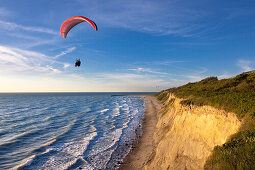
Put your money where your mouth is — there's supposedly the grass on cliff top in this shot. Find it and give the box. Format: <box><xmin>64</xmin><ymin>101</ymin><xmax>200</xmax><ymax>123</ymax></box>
<box><xmin>157</xmin><ymin>71</ymin><xmax>255</xmax><ymax>170</ymax></box>
<box><xmin>161</xmin><ymin>71</ymin><xmax>255</xmax><ymax>119</ymax></box>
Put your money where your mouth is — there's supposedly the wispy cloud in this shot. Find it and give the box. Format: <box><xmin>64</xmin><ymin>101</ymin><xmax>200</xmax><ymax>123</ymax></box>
<box><xmin>0</xmin><ymin>20</ymin><xmax>57</xmax><ymax>35</ymax></box>
<box><xmin>1</xmin><ymin>32</ymin><xmax>58</xmax><ymax>49</ymax></box>
<box><xmin>127</xmin><ymin>63</ymin><xmax>210</xmax><ymax>86</ymax></box>
<box><xmin>186</xmin><ymin>75</ymin><xmax>206</xmax><ymax>82</ymax></box>
<box><xmin>193</xmin><ymin>67</ymin><xmax>208</xmax><ymax>74</ymax></box>
<box><xmin>142</xmin><ymin>60</ymin><xmax>186</xmax><ymax>66</ymax></box>
<box><xmin>218</xmin><ymin>72</ymin><xmax>234</xmax><ymax>79</ymax></box>
<box><xmin>54</xmin><ymin>47</ymin><xmax>76</xmax><ymax>58</ymax></box>
<box><xmin>128</xmin><ymin>67</ymin><xmax>170</xmax><ymax>75</ymax></box>
<box><xmin>100</xmin><ymin>73</ymin><xmax>145</xmax><ymax>80</ymax></box>
<box><xmin>63</xmin><ymin>63</ymin><xmax>71</xmax><ymax>69</ymax></box>
<box><xmin>77</xmin><ymin>0</ymin><xmax>207</xmax><ymax>36</ymax></box>
<box><xmin>88</xmin><ymin>72</ymin><xmax>172</xmax><ymax>91</ymax></box>
<box><xmin>0</xmin><ymin>45</ymin><xmax>69</xmax><ymax>73</ymax></box>
<box><xmin>237</xmin><ymin>59</ymin><xmax>254</xmax><ymax>72</ymax></box>
<box><xmin>0</xmin><ymin>8</ymin><xmax>12</xmax><ymax>17</ymax></box>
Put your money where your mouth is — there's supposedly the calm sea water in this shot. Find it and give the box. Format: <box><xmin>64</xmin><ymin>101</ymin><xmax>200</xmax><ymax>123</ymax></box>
<box><xmin>0</xmin><ymin>92</ymin><xmax>155</xmax><ymax>170</ymax></box>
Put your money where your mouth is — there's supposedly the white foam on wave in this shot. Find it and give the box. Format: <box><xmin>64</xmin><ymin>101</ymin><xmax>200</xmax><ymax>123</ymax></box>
<box><xmin>111</xmin><ymin>107</ymin><xmax>120</xmax><ymax>117</ymax></box>
<box><xmin>123</xmin><ymin>120</ymin><xmax>129</xmax><ymax>129</ymax></box>
<box><xmin>121</xmin><ymin>103</ymin><xmax>129</xmax><ymax>111</ymax></box>
<box><xmin>100</xmin><ymin>109</ymin><xmax>109</xmax><ymax>114</ymax></box>
<box><xmin>52</xmin><ymin>118</ymin><xmax>78</xmax><ymax>139</ymax></box>
<box><xmin>11</xmin><ymin>155</ymin><xmax>36</xmax><ymax>170</ymax></box>
<box><xmin>12</xmin><ymin>126</ymin><xmax>97</xmax><ymax>170</ymax></box>
<box><xmin>129</xmin><ymin>109</ymin><xmax>139</xmax><ymax>117</ymax></box>
<box><xmin>40</xmin><ymin>138</ymin><xmax>57</xmax><ymax>148</ymax></box>
<box><xmin>90</xmin><ymin>124</ymin><xmax>97</xmax><ymax>132</ymax></box>
<box><xmin>44</xmin><ymin>114</ymin><xmax>56</xmax><ymax>121</ymax></box>
<box><xmin>87</xmin><ymin>128</ymin><xmax>123</xmax><ymax>169</ymax></box>
<box><xmin>0</xmin><ymin>129</ymin><xmax>37</xmax><ymax>145</ymax></box>
<box><xmin>4</xmin><ymin>95</ymin><xmax>146</xmax><ymax>170</ymax></box>
<box><xmin>38</xmin><ymin>131</ymin><xmax>97</xmax><ymax>170</ymax></box>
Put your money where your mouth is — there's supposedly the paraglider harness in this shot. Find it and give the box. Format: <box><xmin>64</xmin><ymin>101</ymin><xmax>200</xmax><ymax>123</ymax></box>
<box><xmin>75</xmin><ymin>59</ymin><xmax>81</xmax><ymax>67</ymax></box>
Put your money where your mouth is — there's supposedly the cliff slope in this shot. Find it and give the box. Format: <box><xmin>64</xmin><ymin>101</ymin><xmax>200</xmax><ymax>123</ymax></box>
<box><xmin>145</xmin><ymin>93</ymin><xmax>241</xmax><ymax>170</ymax></box>
<box><xmin>145</xmin><ymin>71</ymin><xmax>255</xmax><ymax>169</ymax></box>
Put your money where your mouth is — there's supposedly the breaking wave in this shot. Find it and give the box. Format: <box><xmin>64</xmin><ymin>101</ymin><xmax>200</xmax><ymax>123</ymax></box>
<box><xmin>0</xmin><ymin>93</ymin><xmax>146</xmax><ymax>169</ymax></box>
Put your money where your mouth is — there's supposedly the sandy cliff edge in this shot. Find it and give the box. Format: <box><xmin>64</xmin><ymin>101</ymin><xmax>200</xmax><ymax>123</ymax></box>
<box><xmin>144</xmin><ymin>93</ymin><xmax>241</xmax><ymax>170</ymax></box>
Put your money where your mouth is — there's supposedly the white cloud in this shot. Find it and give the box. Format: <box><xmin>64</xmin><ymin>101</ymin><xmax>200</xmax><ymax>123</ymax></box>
<box><xmin>0</xmin><ymin>20</ymin><xmax>57</xmax><ymax>35</ymax></box>
<box><xmin>100</xmin><ymin>73</ymin><xmax>145</xmax><ymax>80</ymax></box>
<box><xmin>237</xmin><ymin>59</ymin><xmax>254</xmax><ymax>72</ymax></box>
<box><xmin>0</xmin><ymin>71</ymin><xmax>170</xmax><ymax>92</ymax></box>
<box><xmin>218</xmin><ymin>73</ymin><xmax>234</xmax><ymax>79</ymax></box>
<box><xmin>193</xmin><ymin>67</ymin><xmax>208</xmax><ymax>74</ymax></box>
<box><xmin>54</xmin><ymin>47</ymin><xmax>76</xmax><ymax>58</ymax></box>
<box><xmin>0</xmin><ymin>45</ymin><xmax>185</xmax><ymax>92</ymax></box>
<box><xmin>0</xmin><ymin>45</ymin><xmax>68</xmax><ymax>73</ymax></box>
<box><xmin>128</xmin><ymin>67</ymin><xmax>170</xmax><ymax>75</ymax></box>
<box><xmin>90</xmin><ymin>72</ymin><xmax>172</xmax><ymax>91</ymax></box>
<box><xmin>63</xmin><ymin>63</ymin><xmax>71</xmax><ymax>69</ymax></box>
<box><xmin>186</xmin><ymin>75</ymin><xmax>205</xmax><ymax>82</ymax></box>
<box><xmin>154</xmin><ymin>60</ymin><xmax>186</xmax><ymax>65</ymax></box>
<box><xmin>77</xmin><ymin>0</ymin><xmax>207</xmax><ymax>36</ymax></box>
<box><xmin>0</xmin><ymin>8</ymin><xmax>11</xmax><ymax>17</ymax></box>
<box><xmin>1</xmin><ymin>32</ymin><xmax>59</xmax><ymax>48</ymax></box>
<box><xmin>137</xmin><ymin>60</ymin><xmax>186</xmax><ymax>66</ymax></box>
<box><xmin>22</xmin><ymin>38</ymin><xmax>58</xmax><ymax>48</ymax></box>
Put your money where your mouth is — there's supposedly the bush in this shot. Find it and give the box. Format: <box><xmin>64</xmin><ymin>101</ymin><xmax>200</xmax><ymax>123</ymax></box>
<box><xmin>205</xmin><ymin>129</ymin><xmax>255</xmax><ymax>170</ymax></box>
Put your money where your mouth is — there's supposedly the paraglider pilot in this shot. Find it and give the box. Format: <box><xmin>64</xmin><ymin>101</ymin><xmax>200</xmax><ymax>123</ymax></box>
<box><xmin>75</xmin><ymin>59</ymin><xmax>81</xmax><ymax>67</ymax></box>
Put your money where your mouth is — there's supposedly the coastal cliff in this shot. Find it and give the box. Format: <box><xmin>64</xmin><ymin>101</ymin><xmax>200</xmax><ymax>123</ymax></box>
<box><xmin>145</xmin><ymin>71</ymin><xmax>255</xmax><ymax>169</ymax></box>
<box><xmin>145</xmin><ymin>93</ymin><xmax>241</xmax><ymax>170</ymax></box>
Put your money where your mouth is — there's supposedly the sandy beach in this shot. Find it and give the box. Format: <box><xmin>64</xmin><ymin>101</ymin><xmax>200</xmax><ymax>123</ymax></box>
<box><xmin>119</xmin><ymin>95</ymin><xmax>161</xmax><ymax>170</ymax></box>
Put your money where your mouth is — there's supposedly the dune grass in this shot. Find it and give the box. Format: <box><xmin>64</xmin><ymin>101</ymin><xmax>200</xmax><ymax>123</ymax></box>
<box><xmin>157</xmin><ymin>71</ymin><xmax>255</xmax><ymax>169</ymax></box>
<box><xmin>204</xmin><ymin>128</ymin><xmax>255</xmax><ymax>170</ymax></box>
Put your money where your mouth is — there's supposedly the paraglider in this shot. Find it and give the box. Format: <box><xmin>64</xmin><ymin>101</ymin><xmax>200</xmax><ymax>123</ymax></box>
<box><xmin>60</xmin><ymin>16</ymin><xmax>97</xmax><ymax>67</ymax></box>
<box><xmin>75</xmin><ymin>59</ymin><xmax>81</xmax><ymax>67</ymax></box>
<box><xmin>60</xmin><ymin>16</ymin><xmax>97</xmax><ymax>39</ymax></box>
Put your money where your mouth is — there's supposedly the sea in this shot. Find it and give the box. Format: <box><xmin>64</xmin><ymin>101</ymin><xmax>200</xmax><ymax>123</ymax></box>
<box><xmin>0</xmin><ymin>92</ymin><xmax>155</xmax><ymax>170</ymax></box>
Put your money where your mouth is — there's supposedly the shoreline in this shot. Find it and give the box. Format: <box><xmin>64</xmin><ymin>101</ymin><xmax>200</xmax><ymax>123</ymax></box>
<box><xmin>119</xmin><ymin>95</ymin><xmax>161</xmax><ymax>170</ymax></box>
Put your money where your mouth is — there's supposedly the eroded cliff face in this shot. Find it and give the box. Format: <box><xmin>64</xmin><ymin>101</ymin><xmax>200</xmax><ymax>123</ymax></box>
<box><xmin>145</xmin><ymin>93</ymin><xmax>241</xmax><ymax>170</ymax></box>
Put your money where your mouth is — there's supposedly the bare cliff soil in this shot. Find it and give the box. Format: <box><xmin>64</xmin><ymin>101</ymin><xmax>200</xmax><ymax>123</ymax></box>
<box><xmin>145</xmin><ymin>93</ymin><xmax>241</xmax><ymax>170</ymax></box>
<box><xmin>145</xmin><ymin>71</ymin><xmax>255</xmax><ymax>170</ymax></box>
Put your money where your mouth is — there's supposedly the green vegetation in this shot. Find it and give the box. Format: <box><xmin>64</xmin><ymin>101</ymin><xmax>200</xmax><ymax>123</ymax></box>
<box><xmin>165</xmin><ymin>72</ymin><xmax>255</xmax><ymax>119</ymax></box>
<box><xmin>157</xmin><ymin>91</ymin><xmax>169</xmax><ymax>103</ymax></box>
<box><xmin>204</xmin><ymin>129</ymin><xmax>255</xmax><ymax>170</ymax></box>
<box><xmin>157</xmin><ymin>93</ymin><xmax>175</xmax><ymax>116</ymax></box>
<box><xmin>157</xmin><ymin>71</ymin><xmax>255</xmax><ymax>169</ymax></box>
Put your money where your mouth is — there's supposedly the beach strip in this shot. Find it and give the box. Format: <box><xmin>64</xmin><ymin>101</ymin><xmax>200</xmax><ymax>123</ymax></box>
<box><xmin>119</xmin><ymin>95</ymin><xmax>161</xmax><ymax>170</ymax></box>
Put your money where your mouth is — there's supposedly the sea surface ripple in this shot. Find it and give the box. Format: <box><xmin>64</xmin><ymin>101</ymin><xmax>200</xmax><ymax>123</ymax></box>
<box><xmin>0</xmin><ymin>92</ymin><xmax>151</xmax><ymax>170</ymax></box>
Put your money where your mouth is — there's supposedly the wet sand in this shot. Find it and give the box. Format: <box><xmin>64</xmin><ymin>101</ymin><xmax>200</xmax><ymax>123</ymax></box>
<box><xmin>119</xmin><ymin>95</ymin><xmax>161</xmax><ymax>170</ymax></box>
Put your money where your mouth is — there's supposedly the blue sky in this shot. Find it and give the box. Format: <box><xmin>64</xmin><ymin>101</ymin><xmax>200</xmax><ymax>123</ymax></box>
<box><xmin>0</xmin><ymin>0</ymin><xmax>255</xmax><ymax>92</ymax></box>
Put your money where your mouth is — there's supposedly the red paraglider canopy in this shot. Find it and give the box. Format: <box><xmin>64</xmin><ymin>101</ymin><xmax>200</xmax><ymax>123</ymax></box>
<box><xmin>60</xmin><ymin>16</ymin><xmax>97</xmax><ymax>38</ymax></box>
